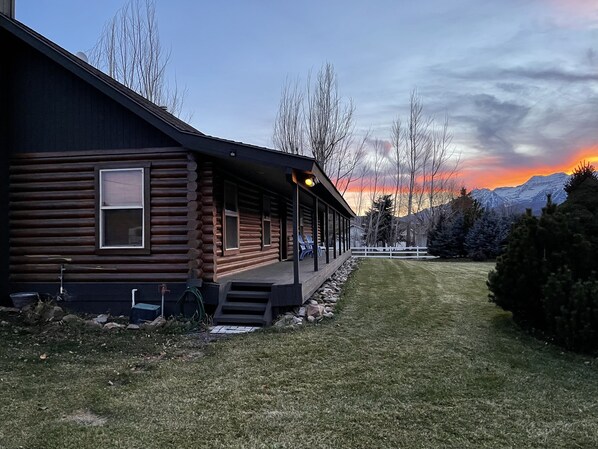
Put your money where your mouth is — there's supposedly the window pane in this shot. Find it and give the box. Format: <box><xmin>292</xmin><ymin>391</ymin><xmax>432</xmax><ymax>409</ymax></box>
<box><xmin>263</xmin><ymin>197</ymin><xmax>271</xmax><ymax>219</ymax></box>
<box><xmin>103</xmin><ymin>209</ymin><xmax>143</xmax><ymax>247</ymax></box>
<box><xmin>102</xmin><ymin>169</ymin><xmax>143</xmax><ymax>206</ymax></box>
<box><xmin>263</xmin><ymin>220</ymin><xmax>271</xmax><ymax>246</ymax></box>
<box><xmin>224</xmin><ymin>183</ymin><xmax>237</xmax><ymax>212</ymax></box>
<box><xmin>225</xmin><ymin>215</ymin><xmax>239</xmax><ymax>249</ymax></box>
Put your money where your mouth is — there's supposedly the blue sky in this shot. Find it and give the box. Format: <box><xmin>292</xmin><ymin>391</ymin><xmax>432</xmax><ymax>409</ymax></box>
<box><xmin>16</xmin><ymin>0</ymin><xmax>598</xmax><ymax>188</ymax></box>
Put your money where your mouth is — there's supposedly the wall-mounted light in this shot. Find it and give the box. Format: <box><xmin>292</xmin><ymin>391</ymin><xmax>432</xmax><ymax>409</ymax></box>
<box><xmin>304</xmin><ymin>176</ymin><xmax>316</xmax><ymax>187</ymax></box>
<box><xmin>229</xmin><ymin>150</ymin><xmax>236</xmax><ymax>157</ymax></box>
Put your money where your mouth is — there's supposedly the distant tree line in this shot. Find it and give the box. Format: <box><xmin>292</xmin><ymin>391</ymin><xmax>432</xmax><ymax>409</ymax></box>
<box><xmin>426</xmin><ymin>188</ymin><xmax>516</xmax><ymax>260</ymax></box>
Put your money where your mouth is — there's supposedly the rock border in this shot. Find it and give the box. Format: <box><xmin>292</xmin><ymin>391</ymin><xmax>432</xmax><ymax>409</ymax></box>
<box><xmin>273</xmin><ymin>257</ymin><xmax>358</xmax><ymax>328</ymax></box>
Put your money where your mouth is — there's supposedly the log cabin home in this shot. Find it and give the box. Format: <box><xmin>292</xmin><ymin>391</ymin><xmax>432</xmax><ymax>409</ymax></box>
<box><xmin>0</xmin><ymin>6</ymin><xmax>354</xmax><ymax>326</ymax></box>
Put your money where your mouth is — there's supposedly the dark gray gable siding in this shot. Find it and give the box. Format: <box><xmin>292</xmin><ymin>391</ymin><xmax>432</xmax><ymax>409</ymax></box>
<box><xmin>4</xmin><ymin>29</ymin><xmax>178</xmax><ymax>153</ymax></box>
<box><xmin>0</xmin><ymin>30</ymin><xmax>8</xmax><ymax>305</ymax></box>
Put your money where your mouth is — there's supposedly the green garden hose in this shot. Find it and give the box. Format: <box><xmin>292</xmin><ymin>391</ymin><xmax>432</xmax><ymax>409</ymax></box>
<box><xmin>177</xmin><ymin>286</ymin><xmax>206</xmax><ymax>323</ymax></box>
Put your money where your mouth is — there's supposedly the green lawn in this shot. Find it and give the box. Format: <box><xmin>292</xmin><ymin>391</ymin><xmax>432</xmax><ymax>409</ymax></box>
<box><xmin>1</xmin><ymin>259</ymin><xmax>597</xmax><ymax>448</ymax></box>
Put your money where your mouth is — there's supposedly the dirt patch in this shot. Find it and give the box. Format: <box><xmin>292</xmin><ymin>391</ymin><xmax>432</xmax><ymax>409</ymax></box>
<box><xmin>63</xmin><ymin>410</ymin><xmax>107</xmax><ymax>427</ymax></box>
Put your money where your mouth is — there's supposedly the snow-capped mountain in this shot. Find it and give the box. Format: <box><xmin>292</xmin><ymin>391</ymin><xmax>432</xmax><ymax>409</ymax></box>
<box><xmin>471</xmin><ymin>172</ymin><xmax>570</xmax><ymax>214</ymax></box>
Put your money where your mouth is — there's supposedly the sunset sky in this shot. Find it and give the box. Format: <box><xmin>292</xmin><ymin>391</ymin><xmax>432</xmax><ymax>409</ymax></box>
<box><xmin>16</xmin><ymin>0</ymin><xmax>598</xmax><ymax>192</ymax></box>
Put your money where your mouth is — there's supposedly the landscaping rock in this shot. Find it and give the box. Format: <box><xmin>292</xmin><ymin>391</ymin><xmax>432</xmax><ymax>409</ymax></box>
<box><xmin>307</xmin><ymin>315</ymin><xmax>316</xmax><ymax>323</ymax></box>
<box><xmin>323</xmin><ymin>312</ymin><xmax>334</xmax><ymax>318</ymax></box>
<box><xmin>84</xmin><ymin>320</ymin><xmax>102</xmax><ymax>329</ymax></box>
<box><xmin>62</xmin><ymin>314</ymin><xmax>83</xmax><ymax>325</ymax></box>
<box><xmin>103</xmin><ymin>322</ymin><xmax>125</xmax><ymax>331</ymax></box>
<box><xmin>0</xmin><ymin>306</ymin><xmax>20</xmax><ymax>314</ymax></box>
<box><xmin>41</xmin><ymin>305</ymin><xmax>64</xmax><ymax>322</ymax></box>
<box><xmin>297</xmin><ymin>307</ymin><xmax>306</xmax><ymax>317</ymax></box>
<box><xmin>142</xmin><ymin>316</ymin><xmax>166</xmax><ymax>330</ymax></box>
<box><xmin>0</xmin><ymin>320</ymin><xmax>9</xmax><ymax>326</ymax></box>
<box><xmin>306</xmin><ymin>304</ymin><xmax>325</xmax><ymax>318</ymax></box>
<box><xmin>126</xmin><ymin>324</ymin><xmax>140</xmax><ymax>331</ymax></box>
<box><xmin>93</xmin><ymin>314</ymin><xmax>110</xmax><ymax>325</ymax></box>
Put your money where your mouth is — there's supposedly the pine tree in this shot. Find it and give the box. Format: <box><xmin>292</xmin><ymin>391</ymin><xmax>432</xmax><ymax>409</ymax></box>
<box><xmin>364</xmin><ymin>195</ymin><xmax>394</xmax><ymax>246</ymax></box>
<box><xmin>427</xmin><ymin>188</ymin><xmax>483</xmax><ymax>258</ymax></box>
<box><xmin>465</xmin><ymin>210</ymin><xmax>515</xmax><ymax>261</ymax></box>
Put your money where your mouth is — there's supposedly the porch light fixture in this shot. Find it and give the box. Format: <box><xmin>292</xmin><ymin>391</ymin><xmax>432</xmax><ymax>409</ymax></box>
<box><xmin>229</xmin><ymin>150</ymin><xmax>236</xmax><ymax>157</ymax></box>
<box><xmin>304</xmin><ymin>176</ymin><xmax>316</xmax><ymax>187</ymax></box>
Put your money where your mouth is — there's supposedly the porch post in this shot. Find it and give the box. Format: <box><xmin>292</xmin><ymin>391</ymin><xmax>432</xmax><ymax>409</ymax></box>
<box><xmin>292</xmin><ymin>181</ymin><xmax>300</xmax><ymax>289</ymax></box>
<box><xmin>325</xmin><ymin>204</ymin><xmax>330</xmax><ymax>264</ymax></box>
<box><xmin>341</xmin><ymin>217</ymin><xmax>345</xmax><ymax>253</ymax></box>
<box><xmin>338</xmin><ymin>213</ymin><xmax>342</xmax><ymax>255</ymax></box>
<box><xmin>341</xmin><ymin>215</ymin><xmax>347</xmax><ymax>253</ymax></box>
<box><xmin>332</xmin><ymin>209</ymin><xmax>337</xmax><ymax>259</ymax></box>
<box><xmin>313</xmin><ymin>196</ymin><xmax>319</xmax><ymax>272</ymax></box>
<box><xmin>344</xmin><ymin>218</ymin><xmax>348</xmax><ymax>252</ymax></box>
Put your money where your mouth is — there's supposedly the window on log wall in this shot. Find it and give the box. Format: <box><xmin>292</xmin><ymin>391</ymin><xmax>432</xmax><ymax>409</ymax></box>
<box><xmin>223</xmin><ymin>181</ymin><xmax>239</xmax><ymax>253</ymax></box>
<box><xmin>262</xmin><ymin>195</ymin><xmax>271</xmax><ymax>248</ymax></box>
<box><xmin>96</xmin><ymin>165</ymin><xmax>150</xmax><ymax>254</ymax></box>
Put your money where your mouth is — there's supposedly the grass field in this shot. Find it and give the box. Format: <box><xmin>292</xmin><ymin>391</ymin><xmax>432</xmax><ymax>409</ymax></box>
<box><xmin>1</xmin><ymin>259</ymin><xmax>597</xmax><ymax>448</ymax></box>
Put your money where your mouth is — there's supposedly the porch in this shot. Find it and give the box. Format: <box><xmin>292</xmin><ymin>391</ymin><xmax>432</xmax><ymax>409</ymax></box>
<box><xmin>211</xmin><ymin>250</ymin><xmax>351</xmax><ymax>326</ymax></box>
<box><xmin>220</xmin><ymin>250</ymin><xmax>352</xmax><ymax>303</ymax></box>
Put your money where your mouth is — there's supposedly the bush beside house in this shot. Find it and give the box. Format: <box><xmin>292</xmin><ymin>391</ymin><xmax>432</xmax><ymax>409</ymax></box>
<box><xmin>488</xmin><ymin>163</ymin><xmax>598</xmax><ymax>353</ymax></box>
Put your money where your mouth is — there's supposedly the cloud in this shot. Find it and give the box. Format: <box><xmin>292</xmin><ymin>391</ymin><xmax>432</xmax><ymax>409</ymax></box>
<box><xmin>440</xmin><ymin>65</ymin><xmax>598</xmax><ymax>84</ymax></box>
<box><xmin>453</xmin><ymin>94</ymin><xmax>531</xmax><ymax>161</ymax></box>
<box><xmin>502</xmin><ymin>67</ymin><xmax>598</xmax><ymax>83</ymax></box>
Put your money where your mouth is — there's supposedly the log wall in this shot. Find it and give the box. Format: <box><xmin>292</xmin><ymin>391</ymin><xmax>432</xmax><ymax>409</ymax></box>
<box><xmin>210</xmin><ymin>166</ymin><xmax>282</xmax><ymax>280</ymax></box>
<box><xmin>9</xmin><ymin>149</ymin><xmax>193</xmax><ymax>283</ymax></box>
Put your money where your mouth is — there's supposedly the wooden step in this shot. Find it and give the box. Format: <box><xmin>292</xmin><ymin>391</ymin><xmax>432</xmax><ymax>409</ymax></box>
<box><xmin>227</xmin><ymin>290</ymin><xmax>270</xmax><ymax>301</ymax></box>
<box><xmin>221</xmin><ymin>302</ymin><xmax>267</xmax><ymax>313</ymax></box>
<box><xmin>230</xmin><ymin>281</ymin><xmax>273</xmax><ymax>291</ymax></box>
<box><xmin>214</xmin><ymin>313</ymin><xmax>267</xmax><ymax>325</ymax></box>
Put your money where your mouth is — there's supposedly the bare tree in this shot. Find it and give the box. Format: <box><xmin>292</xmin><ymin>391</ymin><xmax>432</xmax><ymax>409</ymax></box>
<box><xmin>403</xmin><ymin>90</ymin><xmax>431</xmax><ymax>246</ymax></box>
<box><xmin>273</xmin><ymin>63</ymin><xmax>362</xmax><ymax>193</ymax></box>
<box><xmin>306</xmin><ymin>63</ymin><xmax>355</xmax><ymax>173</ymax></box>
<box><xmin>273</xmin><ymin>78</ymin><xmax>304</xmax><ymax>155</ymax></box>
<box><xmin>390</xmin><ymin>91</ymin><xmax>461</xmax><ymax>246</ymax></box>
<box><xmin>389</xmin><ymin>118</ymin><xmax>404</xmax><ymax>243</ymax></box>
<box><xmin>89</xmin><ymin>0</ymin><xmax>186</xmax><ymax>117</ymax></box>
<box><xmin>328</xmin><ymin>132</ymin><xmax>369</xmax><ymax>195</ymax></box>
<box><xmin>426</xmin><ymin>116</ymin><xmax>461</xmax><ymax>216</ymax></box>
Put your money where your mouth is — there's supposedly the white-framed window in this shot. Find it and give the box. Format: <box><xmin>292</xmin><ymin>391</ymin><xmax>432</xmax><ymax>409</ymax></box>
<box><xmin>262</xmin><ymin>196</ymin><xmax>271</xmax><ymax>247</ymax></box>
<box><xmin>99</xmin><ymin>168</ymin><xmax>145</xmax><ymax>249</ymax></box>
<box><xmin>223</xmin><ymin>182</ymin><xmax>239</xmax><ymax>251</ymax></box>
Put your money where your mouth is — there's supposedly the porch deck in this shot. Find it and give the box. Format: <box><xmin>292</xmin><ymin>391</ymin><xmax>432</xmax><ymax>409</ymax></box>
<box><xmin>220</xmin><ymin>250</ymin><xmax>352</xmax><ymax>303</ymax></box>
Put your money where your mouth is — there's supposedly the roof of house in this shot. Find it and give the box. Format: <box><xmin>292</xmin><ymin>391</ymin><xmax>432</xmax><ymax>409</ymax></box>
<box><xmin>0</xmin><ymin>13</ymin><xmax>355</xmax><ymax>217</ymax></box>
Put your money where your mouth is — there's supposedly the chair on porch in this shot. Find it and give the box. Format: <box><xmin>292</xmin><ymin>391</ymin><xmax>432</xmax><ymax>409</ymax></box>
<box><xmin>305</xmin><ymin>234</ymin><xmax>323</xmax><ymax>257</ymax></box>
<box><xmin>298</xmin><ymin>235</ymin><xmax>313</xmax><ymax>260</ymax></box>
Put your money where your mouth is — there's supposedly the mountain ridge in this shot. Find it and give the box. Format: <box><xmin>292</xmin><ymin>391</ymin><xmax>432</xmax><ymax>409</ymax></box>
<box><xmin>471</xmin><ymin>172</ymin><xmax>570</xmax><ymax>214</ymax></box>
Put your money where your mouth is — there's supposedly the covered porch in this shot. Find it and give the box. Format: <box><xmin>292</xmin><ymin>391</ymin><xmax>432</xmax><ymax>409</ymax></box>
<box><xmin>220</xmin><ymin>250</ymin><xmax>352</xmax><ymax>304</ymax></box>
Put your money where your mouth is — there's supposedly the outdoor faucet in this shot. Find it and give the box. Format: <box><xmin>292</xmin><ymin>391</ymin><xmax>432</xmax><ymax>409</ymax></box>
<box><xmin>159</xmin><ymin>283</ymin><xmax>170</xmax><ymax>317</ymax></box>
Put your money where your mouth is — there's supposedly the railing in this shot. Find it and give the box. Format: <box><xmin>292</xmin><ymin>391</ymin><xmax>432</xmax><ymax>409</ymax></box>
<box><xmin>351</xmin><ymin>246</ymin><xmax>436</xmax><ymax>259</ymax></box>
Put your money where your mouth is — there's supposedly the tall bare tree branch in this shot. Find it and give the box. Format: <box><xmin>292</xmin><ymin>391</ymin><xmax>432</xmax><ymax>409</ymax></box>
<box><xmin>89</xmin><ymin>0</ymin><xmax>187</xmax><ymax>118</ymax></box>
<box><xmin>273</xmin><ymin>63</ymin><xmax>362</xmax><ymax>194</ymax></box>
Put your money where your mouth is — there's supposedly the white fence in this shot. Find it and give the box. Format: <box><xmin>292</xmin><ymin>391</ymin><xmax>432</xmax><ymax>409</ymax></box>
<box><xmin>351</xmin><ymin>246</ymin><xmax>436</xmax><ymax>259</ymax></box>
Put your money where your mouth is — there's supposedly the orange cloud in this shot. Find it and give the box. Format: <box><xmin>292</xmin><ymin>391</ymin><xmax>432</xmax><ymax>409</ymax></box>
<box><xmin>462</xmin><ymin>146</ymin><xmax>598</xmax><ymax>189</ymax></box>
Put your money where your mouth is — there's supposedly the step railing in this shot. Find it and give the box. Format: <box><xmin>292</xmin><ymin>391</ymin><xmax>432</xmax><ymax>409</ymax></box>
<box><xmin>351</xmin><ymin>246</ymin><xmax>436</xmax><ymax>259</ymax></box>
